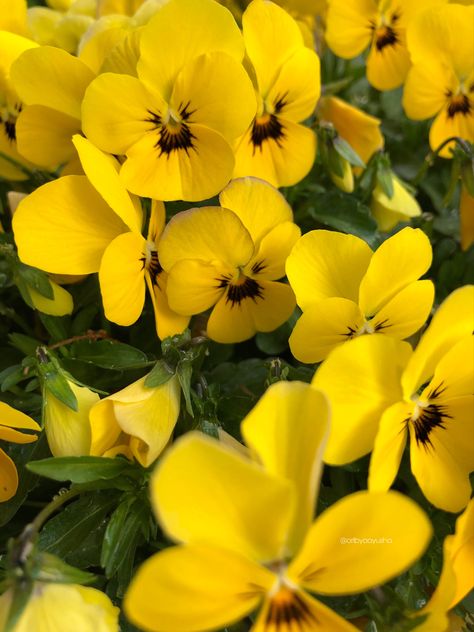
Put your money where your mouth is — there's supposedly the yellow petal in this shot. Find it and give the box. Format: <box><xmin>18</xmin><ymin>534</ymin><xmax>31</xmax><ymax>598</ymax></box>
<box><xmin>286</xmin><ymin>230</ymin><xmax>373</xmax><ymax>310</ymax></box>
<box><xmin>170</xmin><ymin>51</ymin><xmax>256</xmax><ymax>143</ymax></box>
<box><xmin>368</xmin><ymin>401</ymin><xmax>410</xmax><ymax>492</ymax></box>
<box><xmin>44</xmin><ymin>381</ymin><xmax>99</xmax><ymax>457</ymax></box>
<box><xmin>82</xmin><ymin>72</ymin><xmax>160</xmax><ymax>155</ymax></box>
<box><xmin>371</xmin><ymin>178</ymin><xmax>422</xmax><ymax>231</ymax></box>
<box><xmin>246</xmin><ymin>221</ymin><xmax>301</xmax><ymax>281</ymax></box>
<box><xmin>13</xmin><ymin>175</ymin><xmax>128</xmax><ymax>274</ymax></box>
<box><xmin>151</xmin><ymin>432</ymin><xmax>295</xmax><ymax>562</ymax></box>
<box><xmin>0</xmin><ymin>401</ymin><xmax>41</xmax><ymax>432</ymax></box>
<box><xmin>73</xmin><ymin>135</ymin><xmax>143</xmax><ymax>233</ymax></box>
<box><xmin>165</xmin><ymin>259</ymin><xmax>228</xmax><ymax>316</ymax></box>
<box><xmin>99</xmin><ymin>232</ymin><xmax>146</xmax><ymax>327</ymax></box>
<box><xmin>402</xmin><ymin>285</ymin><xmax>474</xmax><ymax>396</ymax></box>
<box><xmin>359</xmin><ymin>227</ymin><xmax>432</xmax><ymax>317</ymax></box>
<box><xmin>207</xmin><ymin>280</ymin><xmax>296</xmax><ymax>344</ymax></box>
<box><xmin>241</xmin><ymin>381</ymin><xmax>329</xmax><ymax>555</ymax></box>
<box><xmin>242</xmin><ymin>0</ymin><xmax>304</xmax><ymax>96</ymax></box>
<box><xmin>0</xmin><ymin>448</ymin><xmax>19</xmax><ymax>502</ymax></box>
<box><xmin>233</xmin><ymin>118</ymin><xmax>316</xmax><ymax>188</ymax></box>
<box><xmin>29</xmin><ymin>279</ymin><xmax>74</xmax><ymax>316</ymax></box>
<box><xmin>429</xmin><ymin>105</ymin><xmax>474</xmax><ymax>158</ymax></box>
<box><xmin>11</xmin><ymin>45</ymin><xmax>94</xmax><ymax>119</ymax></box>
<box><xmin>159</xmin><ymin>206</ymin><xmax>254</xmax><ymax>272</ymax></box>
<box><xmin>402</xmin><ymin>62</ymin><xmax>449</xmax><ymax>121</ymax></box>
<box><xmin>366</xmin><ymin>39</ymin><xmax>411</xmax><ymax>91</ymax></box>
<box><xmin>145</xmin><ymin>271</ymin><xmax>190</xmax><ymax>340</ymax></box>
<box><xmin>288</xmin><ymin>490</ymin><xmax>432</xmax><ymax>595</ymax></box>
<box><xmin>0</xmin><ymin>31</ymin><xmax>37</xmax><ymax>75</ymax></box>
<box><xmin>0</xmin><ymin>0</ymin><xmax>28</xmax><ymax>35</ymax></box>
<box><xmin>325</xmin><ymin>0</ymin><xmax>376</xmax><ymax>58</ymax></box>
<box><xmin>289</xmin><ymin>298</ymin><xmax>365</xmax><ymax>363</ymax></box>
<box><xmin>0</xmin><ymin>426</ymin><xmax>38</xmax><ymax>444</ymax></box>
<box><xmin>120</xmin><ymin>123</ymin><xmax>235</xmax><ymax>202</ymax></box>
<box><xmin>444</xmin><ymin>499</ymin><xmax>474</xmax><ymax>608</ymax></box>
<box><xmin>125</xmin><ymin>544</ymin><xmax>273</xmax><ymax>632</ymax></box>
<box><xmin>312</xmin><ymin>335</ymin><xmax>411</xmax><ymax>465</ymax></box>
<box><xmin>0</xmin><ymin>121</ymin><xmax>32</xmax><ymax>181</ymax></box>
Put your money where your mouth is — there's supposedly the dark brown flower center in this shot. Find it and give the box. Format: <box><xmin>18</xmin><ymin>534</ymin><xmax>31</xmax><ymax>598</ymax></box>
<box><xmin>217</xmin><ymin>274</ymin><xmax>264</xmax><ymax>307</ymax></box>
<box><xmin>146</xmin><ymin>102</ymin><xmax>197</xmax><ymax>157</ymax></box>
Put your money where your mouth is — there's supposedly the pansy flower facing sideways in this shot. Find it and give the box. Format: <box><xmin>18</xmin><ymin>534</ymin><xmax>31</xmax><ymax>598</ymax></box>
<box><xmin>325</xmin><ymin>0</ymin><xmax>447</xmax><ymax>91</ymax></box>
<box><xmin>0</xmin><ymin>402</ymin><xmax>40</xmax><ymax>502</ymax></box>
<box><xmin>233</xmin><ymin>0</ymin><xmax>320</xmax><ymax>187</ymax></box>
<box><xmin>124</xmin><ymin>381</ymin><xmax>432</xmax><ymax>632</ymax></box>
<box><xmin>313</xmin><ymin>285</ymin><xmax>474</xmax><ymax>513</ymax></box>
<box><xmin>286</xmin><ymin>227</ymin><xmax>434</xmax><ymax>363</ymax></box>
<box><xmin>159</xmin><ymin>177</ymin><xmax>301</xmax><ymax>343</ymax></box>
<box><xmin>12</xmin><ymin>135</ymin><xmax>188</xmax><ymax>339</ymax></box>
<box><xmin>403</xmin><ymin>3</ymin><xmax>474</xmax><ymax>157</ymax></box>
<box><xmin>82</xmin><ymin>0</ymin><xmax>256</xmax><ymax>201</ymax></box>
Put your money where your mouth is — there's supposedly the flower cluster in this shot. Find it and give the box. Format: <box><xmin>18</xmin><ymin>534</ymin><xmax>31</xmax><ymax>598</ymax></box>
<box><xmin>0</xmin><ymin>1</ymin><xmax>472</xmax><ymax>631</ymax></box>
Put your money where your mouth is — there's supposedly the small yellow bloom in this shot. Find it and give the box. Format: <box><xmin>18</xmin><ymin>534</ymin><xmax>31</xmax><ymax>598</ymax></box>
<box><xmin>403</xmin><ymin>4</ymin><xmax>474</xmax><ymax>157</ymax></box>
<box><xmin>325</xmin><ymin>0</ymin><xmax>447</xmax><ymax>91</ymax></box>
<box><xmin>0</xmin><ymin>582</ymin><xmax>119</xmax><ymax>632</ymax></box>
<box><xmin>233</xmin><ymin>0</ymin><xmax>320</xmax><ymax>187</ymax></box>
<box><xmin>159</xmin><ymin>177</ymin><xmax>300</xmax><ymax>343</ymax></box>
<box><xmin>286</xmin><ymin>227</ymin><xmax>434</xmax><ymax>363</ymax></box>
<box><xmin>12</xmin><ymin>135</ymin><xmax>187</xmax><ymax>338</ymax></box>
<box><xmin>371</xmin><ymin>173</ymin><xmax>422</xmax><ymax>231</ymax></box>
<box><xmin>89</xmin><ymin>373</ymin><xmax>181</xmax><ymax>468</ymax></box>
<box><xmin>82</xmin><ymin>0</ymin><xmax>256</xmax><ymax>201</ymax></box>
<box><xmin>124</xmin><ymin>381</ymin><xmax>432</xmax><ymax>632</ymax></box>
<box><xmin>313</xmin><ymin>285</ymin><xmax>474</xmax><ymax>513</ymax></box>
<box><xmin>0</xmin><ymin>402</ymin><xmax>40</xmax><ymax>502</ymax></box>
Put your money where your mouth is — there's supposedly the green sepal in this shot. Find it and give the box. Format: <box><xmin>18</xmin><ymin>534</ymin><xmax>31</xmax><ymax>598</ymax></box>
<box><xmin>32</xmin><ymin>552</ymin><xmax>95</xmax><ymax>585</ymax></box>
<box><xmin>144</xmin><ymin>359</ymin><xmax>175</xmax><ymax>388</ymax></box>
<box><xmin>27</xmin><ymin>456</ymin><xmax>134</xmax><ymax>484</ymax></box>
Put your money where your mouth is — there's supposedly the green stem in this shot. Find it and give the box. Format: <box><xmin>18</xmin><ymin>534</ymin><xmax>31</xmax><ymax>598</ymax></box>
<box><xmin>0</xmin><ymin>151</ymin><xmax>36</xmax><ymax>179</ymax></box>
<box><xmin>412</xmin><ymin>136</ymin><xmax>465</xmax><ymax>186</ymax></box>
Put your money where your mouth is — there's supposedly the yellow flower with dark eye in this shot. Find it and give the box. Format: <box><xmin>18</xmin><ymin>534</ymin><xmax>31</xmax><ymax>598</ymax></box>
<box><xmin>12</xmin><ymin>135</ymin><xmax>188</xmax><ymax>339</ymax></box>
<box><xmin>124</xmin><ymin>381</ymin><xmax>432</xmax><ymax>632</ymax></box>
<box><xmin>286</xmin><ymin>227</ymin><xmax>434</xmax><ymax>363</ymax></box>
<box><xmin>0</xmin><ymin>402</ymin><xmax>40</xmax><ymax>502</ymax></box>
<box><xmin>159</xmin><ymin>177</ymin><xmax>301</xmax><ymax>343</ymax></box>
<box><xmin>325</xmin><ymin>0</ymin><xmax>447</xmax><ymax>91</ymax></box>
<box><xmin>313</xmin><ymin>285</ymin><xmax>474</xmax><ymax>513</ymax></box>
<box><xmin>10</xmin><ymin>44</ymin><xmax>95</xmax><ymax>172</ymax></box>
<box><xmin>0</xmin><ymin>31</ymin><xmax>37</xmax><ymax>181</ymax></box>
<box><xmin>233</xmin><ymin>0</ymin><xmax>320</xmax><ymax>187</ymax></box>
<box><xmin>81</xmin><ymin>0</ymin><xmax>256</xmax><ymax>202</ymax></box>
<box><xmin>403</xmin><ymin>4</ymin><xmax>474</xmax><ymax>157</ymax></box>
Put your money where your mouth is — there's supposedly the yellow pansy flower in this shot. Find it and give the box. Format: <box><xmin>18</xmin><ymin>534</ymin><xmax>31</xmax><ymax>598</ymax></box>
<box><xmin>403</xmin><ymin>4</ymin><xmax>474</xmax><ymax>157</ymax></box>
<box><xmin>0</xmin><ymin>402</ymin><xmax>40</xmax><ymax>502</ymax></box>
<box><xmin>12</xmin><ymin>135</ymin><xmax>188</xmax><ymax>338</ymax></box>
<box><xmin>414</xmin><ymin>499</ymin><xmax>474</xmax><ymax>632</ymax></box>
<box><xmin>159</xmin><ymin>177</ymin><xmax>300</xmax><ymax>343</ymax></box>
<box><xmin>124</xmin><ymin>381</ymin><xmax>432</xmax><ymax>632</ymax></box>
<box><xmin>0</xmin><ymin>582</ymin><xmax>119</xmax><ymax>632</ymax></box>
<box><xmin>318</xmin><ymin>96</ymin><xmax>384</xmax><ymax>166</ymax></box>
<box><xmin>10</xmin><ymin>45</ymin><xmax>95</xmax><ymax>172</ymax></box>
<box><xmin>233</xmin><ymin>0</ymin><xmax>320</xmax><ymax>187</ymax></box>
<box><xmin>0</xmin><ymin>31</ymin><xmax>37</xmax><ymax>181</ymax></box>
<box><xmin>82</xmin><ymin>0</ymin><xmax>256</xmax><ymax>202</ymax></box>
<box><xmin>286</xmin><ymin>227</ymin><xmax>434</xmax><ymax>363</ymax></box>
<box><xmin>371</xmin><ymin>172</ymin><xmax>422</xmax><ymax>231</ymax></box>
<box><xmin>325</xmin><ymin>0</ymin><xmax>447</xmax><ymax>91</ymax></box>
<box><xmin>89</xmin><ymin>373</ymin><xmax>181</xmax><ymax>468</ymax></box>
<box><xmin>313</xmin><ymin>285</ymin><xmax>474</xmax><ymax>513</ymax></box>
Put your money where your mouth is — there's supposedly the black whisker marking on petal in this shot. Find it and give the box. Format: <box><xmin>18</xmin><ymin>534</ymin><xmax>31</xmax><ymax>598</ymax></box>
<box><xmin>251</xmin><ymin>260</ymin><xmax>266</xmax><ymax>274</ymax></box>
<box><xmin>250</xmin><ymin>115</ymin><xmax>285</xmax><ymax>152</ymax></box>
<box><xmin>216</xmin><ymin>275</ymin><xmax>264</xmax><ymax>307</ymax></box>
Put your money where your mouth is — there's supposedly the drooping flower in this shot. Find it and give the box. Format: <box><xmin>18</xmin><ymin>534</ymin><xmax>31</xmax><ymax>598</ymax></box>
<box><xmin>403</xmin><ymin>4</ymin><xmax>474</xmax><ymax>157</ymax></box>
<box><xmin>0</xmin><ymin>402</ymin><xmax>40</xmax><ymax>502</ymax></box>
<box><xmin>159</xmin><ymin>177</ymin><xmax>300</xmax><ymax>343</ymax></box>
<box><xmin>10</xmin><ymin>44</ymin><xmax>95</xmax><ymax>172</ymax></box>
<box><xmin>0</xmin><ymin>582</ymin><xmax>119</xmax><ymax>632</ymax></box>
<box><xmin>233</xmin><ymin>0</ymin><xmax>320</xmax><ymax>187</ymax></box>
<box><xmin>12</xmin><ymin>135</ymin><xmax>188</xmax><ymax>339</ymax></box>
<box><xmin>82</xmin><ymin>0</ymin><xmax>256</xmax><ymax>201</ymax></box>
<box><xmin>124</xmin><ymin>381</ymin><xmax>432</xmax><ymax>632</ymax></box>
<box><xmin>325</xmin><ymin>0</ymin><xmax>447</xmax><ymax>91</ymax></box>
<box><xmin>371</xmin><ymin>172</ymin><xmax>422</xmax><ymax>231</ymax></box>
<box><xmin>313</xmin><ymin>285</ymin><xmax>474</xmax><ymax>513</ymax></box>
<box><xmin>286</xmin><ymin>227</ymin><xmax>434</xmax><ymax>363</ymax></box>
<box><xmin>89</xmin><ymin>373</ymin><xmax>181</xmax><ymax>468</ymax></box>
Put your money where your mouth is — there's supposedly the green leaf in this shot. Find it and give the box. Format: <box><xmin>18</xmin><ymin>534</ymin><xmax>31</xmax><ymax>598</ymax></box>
<box><xmin>68</xmin><ymin>339</ymin><xmax>149</xmax><ymax>370</ymax></box>
<box><xmin>333</xmin><ymin>136</ymin><xmax>365</xmax><ymax>168</ymax></box>
<box><xmin>376</xmin><ymin>163</ymin><xmax>394</xmax><ymax>199</ymax></box>
<box><xmin>8</xmin><ymin>333</ymin><xmax>39</xmax><ymax>356</ymax></box>
<box><xmin>144</xmin><ymin>359</ymin><xmax>175</xmax><ymax>388</ymax></box>
<box><xmin>27</xmin><ymin>456</ymin><xmax>133</xmax><ymax>483</ymax></box>
<box><xmin>41</xmin><ymin>366</ymin><xmax>77</xmax><ymax>411</ymax></box>
<box><xmin>177</xmin><ymin>359</ymin><xmax>194</xmax><ymax>416</ymax></box>
<box><xmin>16</xmin><ymin>265</ymin><xmax>54</xmax><ymax>300</ymax></box>
<box><xmin>327</xmin><ymin>144</ymin><xmax>345</xmax><ymax>178</ymax></box>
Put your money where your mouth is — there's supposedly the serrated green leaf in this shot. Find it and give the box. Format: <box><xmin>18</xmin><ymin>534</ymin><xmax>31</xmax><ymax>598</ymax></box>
<box><xmin>67</xmin><ymin>339</ymin><xmax>149</xmax><ymax>370</ymax></box>
<box><xmin>27</xmin><ymin>456</ymin><xmax>132</xmax><ymax>483</ymax></box>
<box><xmin>333</xmin><ymin>136</ymin><xmax>365</xmax><ymax>168</ymax></box>
<box><xmin>144</xmin><ymin>359</ymin><xmax>175</xmax><ymax>388</ymax></box>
